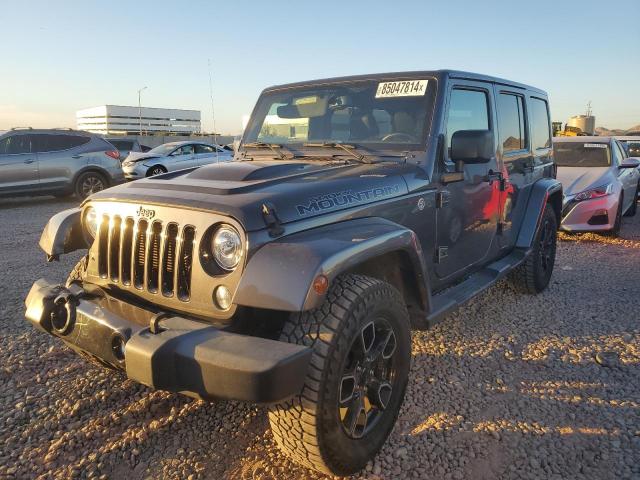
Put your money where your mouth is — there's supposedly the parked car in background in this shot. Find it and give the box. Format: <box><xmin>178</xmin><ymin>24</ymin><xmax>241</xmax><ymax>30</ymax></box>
<box><xmin>554</xmin><ymin>136</ymin><xmax>640</xmax><ymax>235</ymax></box>
<box><xmin>121</xmin><ymin>140</ymin><xmax>233</xmax><ymax>179</ymax></box>
<box><xmin>0</xmin><ymin>128</ymin><xmax>124</xmax><ymax>199</ymax></box>
<box><xmin>106</xmin><ymin>137</ymin><xmax>148</xmax><ymax>159</ymax></box>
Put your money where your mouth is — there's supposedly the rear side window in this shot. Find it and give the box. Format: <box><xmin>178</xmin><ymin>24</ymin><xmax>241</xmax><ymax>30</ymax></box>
<box><xmin>497</xmin><ymin>93</ymin><xmax>527</xmax><ymax>154</ymax></box>
<box><xmin>194</xmin><ymin>144</ymin><xmax>214</xmax><ymax>154</ymax></box>
<box><xmin>530</xmin><ymin>98</ymin><xmax>551</xmax><ymax>150</ymax></box>
<box><xmin>0</xmin><ymin>134</ymin><xmax>32</xmax><ymax>154</ymax></box>
<box><xmin>446</xmin><ymin>89</ymin><xmax>489</xmax><ymax>156</ymax></box>
<box><xmin>33</xmin><ymin>134</ymin><xmax>91</xmax><ymax>153</ymax></box>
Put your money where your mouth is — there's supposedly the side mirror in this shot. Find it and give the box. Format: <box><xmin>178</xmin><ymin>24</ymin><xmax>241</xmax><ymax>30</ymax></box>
<box><xmin>450</xmin><ymin>130</ymin><xmax>494</xmax><ymax>164</ymax></box>
<box><xmin>620</xmin><ymin>157</ymin><xmax>640</xmax><ymax>169</ymax></box>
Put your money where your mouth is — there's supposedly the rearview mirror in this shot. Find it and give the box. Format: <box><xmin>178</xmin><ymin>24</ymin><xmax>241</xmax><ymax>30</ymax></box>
<box><xmin>620</xmin><ymin>157</ymin><xmax>640</xmax><ymax>169</ymax></box>
<box><xmin>450</xmin><ymin>130</ymin><xmax>494</xmax><ymax>164</ymax></box>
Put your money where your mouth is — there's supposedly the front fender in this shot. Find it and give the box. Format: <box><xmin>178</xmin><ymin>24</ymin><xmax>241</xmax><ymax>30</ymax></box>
<box><xmin>235</xmin><ymin>218</ymin><xmax>428</xmax><ymax>312</ymax></box>
<box><xmin>39</xmin><ymin>208</ymin><xmax>88</xmax><ymax>260</ymax></box>
<box><xmin>515</xmin><ymin>178</ymin><xmax>562</xmax><ymax>249</ymax></box>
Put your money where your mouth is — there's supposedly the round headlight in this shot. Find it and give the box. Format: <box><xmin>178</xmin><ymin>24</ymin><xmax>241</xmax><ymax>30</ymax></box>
<box><xmin>84</xmin><ymin>206</ymin><xmax>98</xmax><ymax>239</ymax></box>
<box><xmin>212</xmin><ymin>225</ymin><xmax>243</xmax><ymax>270</ymax></box>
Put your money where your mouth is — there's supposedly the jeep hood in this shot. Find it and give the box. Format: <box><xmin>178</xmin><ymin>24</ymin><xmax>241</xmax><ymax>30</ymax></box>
<box><xmin>556</xmin><ymin>166</ymin><xmax>613</xmax><ymax>196</ymax></box>
<box><xmin>88</xmin><ymin>160</ymin><xmax>413</xmax><ymax>231</ymax></box>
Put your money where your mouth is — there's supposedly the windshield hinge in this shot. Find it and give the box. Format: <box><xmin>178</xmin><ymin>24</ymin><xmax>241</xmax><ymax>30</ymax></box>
<box><xmin>261</xmin><ymin>202</ymin><xmax>285</xmax><ymax>238</ymax></box>
<box><xmin>436</xmin><ymin>246</ymin><xmax>449</xmax><ymax>263</ymax></box>
<box><xmin>436</xmin><ymin>191</ymin><xmax>450</xmax><ymax>208</ymax></box>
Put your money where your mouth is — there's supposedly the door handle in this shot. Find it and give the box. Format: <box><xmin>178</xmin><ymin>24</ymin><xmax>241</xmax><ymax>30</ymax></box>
<box><xmin>24</xmin><ymin>159</ymin><xmax>35</xmax><ymax>164</ymax></box>
<box><xmin>72</xmin><ymin>154</ymin><xmax>82</xmax><ymax>159</ymax></box>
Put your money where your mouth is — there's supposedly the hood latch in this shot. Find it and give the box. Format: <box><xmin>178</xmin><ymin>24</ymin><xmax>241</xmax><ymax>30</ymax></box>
<box><xmin>261</xmin><ymin>202</ymin><xmax>285</xmax><ymax>238</ymax></box>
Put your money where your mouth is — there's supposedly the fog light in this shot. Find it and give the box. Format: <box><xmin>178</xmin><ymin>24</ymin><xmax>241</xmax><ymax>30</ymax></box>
<box><xmin>214</xmin><ymin>285</ymin><xmax>232</xmax><ymax>310</ymax></box>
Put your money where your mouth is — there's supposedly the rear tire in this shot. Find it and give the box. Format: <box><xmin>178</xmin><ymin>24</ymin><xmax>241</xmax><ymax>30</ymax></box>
<box><xmin>75</xmin><ymin>171</ymin><xmax>107</xmax><ymax>199</ymax></box>
<box><xmin>623</xmin><ymin>184</ymin><xmax>637</xmax><ymax>217</ymax></box>
<box><xmin>508</xmin><ymin>204</ymin><xmax>557</xmax><ymax>294</ymax></box>
<box><xmin>268</xmin><ymin>274</ymin><xmax>411</xmax><ymax>476</ymax></box>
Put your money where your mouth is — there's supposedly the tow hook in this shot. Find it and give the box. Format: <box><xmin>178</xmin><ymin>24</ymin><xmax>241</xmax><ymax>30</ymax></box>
<box><xmin>50</xmin><ymin>291</ymin><xmax>78</xmax><ymax>335</ymax></box>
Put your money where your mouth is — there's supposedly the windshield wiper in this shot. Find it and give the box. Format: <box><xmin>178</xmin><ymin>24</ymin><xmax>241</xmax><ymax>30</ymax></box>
<box><xmin>303</xmin><ymin>142</ymin><xmax>370</xmax><ymax>163</ymax></box>
<box><xmin>243</xmin><ymin>142</ymin><xmax>292</xmax><ymax>160</ymax></box>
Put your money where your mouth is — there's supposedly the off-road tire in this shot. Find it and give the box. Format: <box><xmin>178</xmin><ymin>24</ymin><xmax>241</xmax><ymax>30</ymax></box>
<box><xmin>146</xmin><ymin>165</ymin><xmax>167</xmax><ymax>177</ymax></box>
<box><xmin>75</xmin><ymin>171</ymin><xmax>107</xmax><ymax>199</ymax></box>
<box><xmin>608</xmin><ymin>194</ymin><xmax>623</xmax><ymax>236</ymax></box>
<box><xmin>508</xmin><ymin>204</ymin><xmax>557</xmax><ymax>294</ymax></box>
<box><xmin>623</xmin><ymin>184</ymin><xmax>638</xmax><ymax>217</ymax></box>
<box><xmin>66</xmin><ymin>255</ymin><xmax>88</xmax><ymax>287</ymax></box>
<box><xmin>268</xmin><ymin>274</ymin><xmax>411</xmax><ymax>476</ymax></box>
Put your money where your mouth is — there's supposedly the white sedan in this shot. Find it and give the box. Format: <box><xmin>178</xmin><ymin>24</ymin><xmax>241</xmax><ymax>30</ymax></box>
<box><xmin>122</xmin><ymin>141</ymin><xmax>233</xmax><ymax>179</ymax></box>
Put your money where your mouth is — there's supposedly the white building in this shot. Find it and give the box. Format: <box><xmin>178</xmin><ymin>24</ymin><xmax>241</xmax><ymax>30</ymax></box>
<box><xmin>76</xmin><ymin>105</ymin><xmax>201</xmax><ymax>135</ymax></box>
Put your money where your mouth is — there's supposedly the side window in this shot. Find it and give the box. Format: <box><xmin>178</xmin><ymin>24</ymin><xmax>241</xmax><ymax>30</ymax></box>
<box><xmin>195</xmin><ymin>144</ymin><xmax>214</xmax><ymax>154</ymax></box>
<box><xmin>35</xmin><ymin>134</ymin><xmax>90</xmax><ymax>153</ymax></box>
<box><xmin>446</xmin><ymin>88</ymin><xmax>489</xmax><ymax>158</ymax></box>
<box><xmin>0</xmin><ymin>134</ymin><xmax>32</xmax><ymax>154</ymax></box>
<box><xmin>530</xmin><ymin>98</ymin><xmax>551</xmax><ymax>150</ymax></box>
<box><xmin>173</xmin><ymin>145</ymin><xmax>194</xmax><ymax>155</ymax></box>
<box><xmin>497</xmin><ymin>93</ymin><xmax>527</xmax><ymax>155</ymax></box>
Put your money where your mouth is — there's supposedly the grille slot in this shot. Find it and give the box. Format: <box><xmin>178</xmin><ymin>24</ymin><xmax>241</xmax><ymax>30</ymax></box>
<box><xmin>162</xmin><ymin>223</ymin><xmax>179</xmax><ymax>296</ymax></box>
<box><xmin>109</xmin><ymin>216</ymin><xmax>121</xmax><ymax>282</ymax></box>
<box><xmin>133</xmin><ymin>219</ymin><xmax>148</xmax><ymax>289</ymax></box>
<box><xmin>95</xmin><ymin>215</ymin><xmax>193</xmax><ymax>301</ymax></box>
<box><xmin>177</xmin><ymin>226</ymin><xmax>195</xmax><ymax>301</ymax></box>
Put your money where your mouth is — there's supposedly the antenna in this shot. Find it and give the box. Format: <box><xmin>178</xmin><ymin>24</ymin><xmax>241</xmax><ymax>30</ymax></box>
<box><xmin>208</xmin><ymin>58</ymin><xmax>219</xmax><ymax>163</ymax></box>
<box><xmin>586</xmin><ymin>101</ymin><xmax>592</xmax><ymax>117</ymax></box>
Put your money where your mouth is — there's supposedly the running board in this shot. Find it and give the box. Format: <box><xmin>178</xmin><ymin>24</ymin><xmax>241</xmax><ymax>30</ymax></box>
<box><xmin>426</xmin><ymin>248</ymin><xmax>529</xmax><ymax>326</ymax></box>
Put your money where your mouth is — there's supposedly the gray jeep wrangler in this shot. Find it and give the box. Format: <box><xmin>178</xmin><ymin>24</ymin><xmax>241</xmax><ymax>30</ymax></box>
<box><xmin>26</xmin><ymin>70</ymin><xmax>562</xmax><ymax>476</ymax></box>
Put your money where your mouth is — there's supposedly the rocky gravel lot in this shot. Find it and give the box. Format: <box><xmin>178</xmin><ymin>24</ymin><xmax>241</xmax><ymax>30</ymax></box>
<box><xmin>1</xmin><ymin>196</ymin><xmax>639</xmax><ymax>480</ymax></box>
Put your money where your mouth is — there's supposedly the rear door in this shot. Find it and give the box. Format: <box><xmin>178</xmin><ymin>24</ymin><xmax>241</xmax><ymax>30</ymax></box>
<box><xmin>193</xmin><ymin>144</ymin><xmax>217</xmax><ymax>166</ymax></box>
<box><xmin>435</xmin><ymin>81</ymin><xmax>500</xmax><ymax>280</ymax></box>
<box><xmin>0</xmin><ymin>133</ymin><xmax>38</xmax><ymax>193</ymax></box>
<box><xmin>34</xmin><ymin>134</ymin><xmax>91</xmax><ymax>191</ymax></box>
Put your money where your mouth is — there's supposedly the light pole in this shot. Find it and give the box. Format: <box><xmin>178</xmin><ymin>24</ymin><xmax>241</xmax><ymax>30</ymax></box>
<box><xmin>137</xmin><ymin>86</ymin><xmax>147</xmax><ymax>136</ymax></box>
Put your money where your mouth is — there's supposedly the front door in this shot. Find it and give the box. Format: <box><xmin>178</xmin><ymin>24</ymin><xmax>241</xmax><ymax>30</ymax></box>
<box><xmin>435</xmin><ymin>82</ymin><xmax>500</xmax><ymax>280</ymax></box>
<box><xmin>0</xmin><ymin>133</ymin><xmax>39</xmax><ymax>193</ymax></box>
<box><xmin>168</xmin><ymin>144</ymin><xmax>196</xmax><ymax>171</ymax></box>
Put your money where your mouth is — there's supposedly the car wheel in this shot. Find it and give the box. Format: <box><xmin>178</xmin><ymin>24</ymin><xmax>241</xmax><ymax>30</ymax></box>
<box><xmin>508</xmin><ymin>204</ymin><xmax>557</xmax><ymax>294</ymax></box>
<box><xmin>623</xmin><ymin>183</ymin><xmax>638</xmax><ymax>217</ymax></box>
<box><xmin>75</xmin><ymin>171</ymin><xmax>107</xmax><ymax>199</ymax></box>
<box><xmin>146</xmin><ymin>165</ymin><xmax>167</xmax><ymax>177</ymax></box>
<box><xmin>268</xmin><ymin>274</ymin><xmax>411</xmax><ymax>476</ymax></box>
<box><xmin>608</xmin><ymin>194</ymin><xmax>623</xmax><ymax>236</ymax></box>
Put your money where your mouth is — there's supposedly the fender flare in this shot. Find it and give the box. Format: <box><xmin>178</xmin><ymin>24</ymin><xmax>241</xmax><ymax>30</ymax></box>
<box><xmin>234</xmin><ymin>217</ymin><xmax>429</xmax><ymax>312</ymax></box>
<box><xmin>39</xmin><ymin>208</ymin><xmax>88</xmax><ymax>260</ymax></box>
<box><xmin>515</xmin><ymin>178</ymin><xmax>562</xmax><ymax>250</ymax></box>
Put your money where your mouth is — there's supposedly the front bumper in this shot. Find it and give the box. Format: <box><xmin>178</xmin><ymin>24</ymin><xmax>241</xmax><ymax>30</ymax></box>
<box><xmin>560</xmin><ymin>194</ymin><xmax>619</xmax><ymax>232</ymax></box>
<box><xmin>25</xmin><ymin>279</ymin><xmax>311</xmax><ymax>403</ymax></box>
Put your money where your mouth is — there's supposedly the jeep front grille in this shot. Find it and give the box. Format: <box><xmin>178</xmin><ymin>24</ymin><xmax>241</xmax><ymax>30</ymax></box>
<box><xmin>97</xmin><ymin>215</ymin><xmax>194</xmax><ymax>301</ymax></box>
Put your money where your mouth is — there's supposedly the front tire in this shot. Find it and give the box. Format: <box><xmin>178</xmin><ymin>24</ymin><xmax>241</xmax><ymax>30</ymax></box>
<box><xmin>508</xmin><ymin>204</ymin><xmax>557</xmax><ymax>294</ymax></box>
<box><xmin>146</xmin><ymin>165</ymin><xmax>167</xmax><ymax>177</ymax></box>
<box><xmin>268</xmin><ymin>274</ymin><xmax>411</xmax><ymax>476</ymax></box>
<box><xmin>623</xmin><ymin>184</ymin><xmax>637</xmax><ymax>217</ymax></box>
<box><xmin>608</xmin><ymin>194</ymin><xmax>623</xmax><ymax>236</ymax></box>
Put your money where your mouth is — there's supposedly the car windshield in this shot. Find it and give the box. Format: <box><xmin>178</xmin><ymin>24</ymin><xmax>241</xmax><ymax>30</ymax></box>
<box><xmin>109</xmin><ymin>140</ymin><xmax>133</xmax><ymax>150</ymax></box>
<box><xmin>148</xmin><ymin>143</ymin><xmax>179</xmax><ymax>155</ymax></box>
<box><xmin>553</xmin><ymin>142</ymin><xmax>611</xmax><ymax>167</ymax></box>
<box><xmin>242</xmin><ymin>78</ymin><xmax>436</xmax><ymax>152</ymax></box>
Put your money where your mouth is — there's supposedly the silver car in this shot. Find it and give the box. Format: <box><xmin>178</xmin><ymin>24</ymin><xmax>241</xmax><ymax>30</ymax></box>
<box><xmin>554</xmin><ymin>136</ymin><xmax>640</xmax><ymax>235</ymax></box>
<box><xmin>0</xmin><ymin>128</ymin><xmax>124</xmax><ymax>199</ymax></box>
<box><xmin>121</xmin><ymin>141</ymin><xmax>233</xmax><ymax>180</ymax></box>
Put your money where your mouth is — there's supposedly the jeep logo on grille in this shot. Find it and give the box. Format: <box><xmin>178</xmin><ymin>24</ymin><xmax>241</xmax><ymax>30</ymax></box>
<box><xmin>136</xmin><ymin>206</ymin><xmax>156</xmax><ymax>219</ymax></box>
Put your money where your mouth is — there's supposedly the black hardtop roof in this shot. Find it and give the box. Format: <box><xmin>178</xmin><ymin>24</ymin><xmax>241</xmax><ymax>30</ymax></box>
<box><xmin>263</xmin><ymin>70</ymin><xmax>547</xmax><ymax>96</ymax></box>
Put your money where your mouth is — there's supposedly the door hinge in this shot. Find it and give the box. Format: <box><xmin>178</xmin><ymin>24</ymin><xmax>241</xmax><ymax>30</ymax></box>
<box><xmin>436</xmin><ymin>246</ymin><xmax>449</xmax><ymax>263</ymax></box>
<box><xmin>436</xmin><ymin>191</ymin><xmax>450</xmax><ymax>208</ymax></box>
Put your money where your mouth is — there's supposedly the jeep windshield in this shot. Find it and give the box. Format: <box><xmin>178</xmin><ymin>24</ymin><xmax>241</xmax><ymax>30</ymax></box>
<box><xmin>242</xmin><ymin>78</ymin><xmax>436</xmax><ymax>155</ymax></box>
<box><xmin>553</xmin><ymin>142</ymin><xmax>611</xmax><ymax>167</ymax></box>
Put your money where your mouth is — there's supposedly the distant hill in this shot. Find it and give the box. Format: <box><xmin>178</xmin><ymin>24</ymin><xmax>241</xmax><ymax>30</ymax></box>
<box><xmin>596</xmin><ymin>124</ymin><xmax>640</xmax><ymax>136</ymax></box>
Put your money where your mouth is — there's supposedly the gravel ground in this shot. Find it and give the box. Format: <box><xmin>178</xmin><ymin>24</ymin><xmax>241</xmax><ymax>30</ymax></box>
<box><xmin>1</xmin><ymin>196</ymin><xmax>639</xmax><ymax>480</ymax></box>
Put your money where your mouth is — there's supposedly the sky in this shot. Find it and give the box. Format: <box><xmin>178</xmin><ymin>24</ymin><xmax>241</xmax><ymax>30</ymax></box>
<box><xmin>1</xmin><ymin>0</ymin><xmax>638</xmax><ymax>134</ymax></box>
